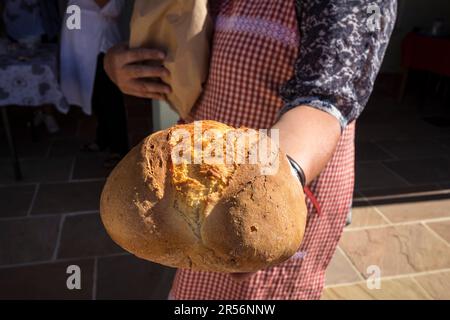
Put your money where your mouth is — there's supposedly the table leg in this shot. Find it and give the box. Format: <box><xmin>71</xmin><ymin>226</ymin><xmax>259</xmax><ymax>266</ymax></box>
<box><xmin>1</xmin><ymin>107</ymin><xmax>22</xmax><ymax>181</ymax></box>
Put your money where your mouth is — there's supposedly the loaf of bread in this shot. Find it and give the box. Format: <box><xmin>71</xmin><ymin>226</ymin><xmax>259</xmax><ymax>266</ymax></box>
<box><xmin>100</xmin><ymin>120</ymin><xmax>307</xmax><ymax>273</ymax></box>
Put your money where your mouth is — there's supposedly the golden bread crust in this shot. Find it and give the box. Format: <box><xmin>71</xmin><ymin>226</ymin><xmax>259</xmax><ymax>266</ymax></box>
<box><xmin>100</xmin><ymin>120</ymin><xmax>307</xmax><ymax>272</ymax></box>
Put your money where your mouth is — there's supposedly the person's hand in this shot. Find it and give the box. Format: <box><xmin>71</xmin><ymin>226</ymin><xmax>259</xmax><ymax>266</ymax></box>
<box><xmin>104</xmin><ymin>43</ymin><xmax>172</xmax><ymax>100</ymax></box>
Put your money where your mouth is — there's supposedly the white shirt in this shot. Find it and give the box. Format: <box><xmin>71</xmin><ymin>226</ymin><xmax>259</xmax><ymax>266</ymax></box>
<box><xmin>60</xmin><ymin>0</ymin><xmax>124</xmax><ymax>115</ymax></box>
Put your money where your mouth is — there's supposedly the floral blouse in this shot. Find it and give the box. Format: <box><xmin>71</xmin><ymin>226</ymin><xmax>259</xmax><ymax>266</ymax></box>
<box><xmin>280</xmin><ymin>0</ymin><xmax>397</xmax><ymax>129</ymax></box>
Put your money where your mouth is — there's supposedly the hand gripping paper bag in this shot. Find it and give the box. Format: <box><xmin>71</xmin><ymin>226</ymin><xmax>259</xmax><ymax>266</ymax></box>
<box><xmin>129</xmin><ymin>0</ymin><xmax>212</xmax><ymax>119</ymax></box>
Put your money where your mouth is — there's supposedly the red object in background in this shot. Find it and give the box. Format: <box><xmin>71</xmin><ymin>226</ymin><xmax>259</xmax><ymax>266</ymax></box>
<box><xmin>402</xmin><ymin>32</ymin><xmax>450</xmax><ymax>76</ymax></box>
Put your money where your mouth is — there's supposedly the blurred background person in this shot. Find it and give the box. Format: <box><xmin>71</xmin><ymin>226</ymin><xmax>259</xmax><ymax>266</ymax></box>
<box><xmin>2</xmin><ymin>0</ymin><xmax>62</xmax><ymax>133</ymax></box>
<box><xmin>39</xmin><ymin>0</ymin><xmax>62</xmax><ymax>43</ymax></box>
<box><xmin>60</xmin><ymin>0</ymin><xmax>129</xmax><ymax>167</ymax></box>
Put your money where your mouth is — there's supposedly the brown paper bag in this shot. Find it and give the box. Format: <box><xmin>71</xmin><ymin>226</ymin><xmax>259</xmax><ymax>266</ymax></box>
<box><xmin>129</xmin><ymin>0</ymin><xmax>212</xmax><ymax>119</ymax></box>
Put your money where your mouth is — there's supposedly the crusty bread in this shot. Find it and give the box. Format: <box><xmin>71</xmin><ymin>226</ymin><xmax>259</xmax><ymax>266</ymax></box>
<box><xmin>100</xmin><ymin>120</ymin><xmax>307</xmax><ymax>273</ymax></box>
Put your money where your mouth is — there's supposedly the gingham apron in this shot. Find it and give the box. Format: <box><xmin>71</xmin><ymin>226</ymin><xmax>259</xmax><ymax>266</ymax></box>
<box><xmin>169</xmin><ymin>0</ymin><xmax>356</xmax><ymax>300</ymax></box>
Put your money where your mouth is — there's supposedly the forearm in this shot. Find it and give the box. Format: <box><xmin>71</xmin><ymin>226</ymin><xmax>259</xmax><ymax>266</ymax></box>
<box><xmin>272</xmin><ymin>106</ymin><xmax>341</xmax><ymax>185</ymax></box>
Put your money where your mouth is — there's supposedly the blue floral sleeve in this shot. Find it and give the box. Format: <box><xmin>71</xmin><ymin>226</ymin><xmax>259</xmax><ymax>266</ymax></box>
<box><xmin>279</xmin><ymin>0</ymin><xmax>398</xmax><ymax>129</ymax></box>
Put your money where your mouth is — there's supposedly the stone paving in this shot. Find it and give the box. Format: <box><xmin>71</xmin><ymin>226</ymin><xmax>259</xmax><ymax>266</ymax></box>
<box><xmin>322</xmin><ymin>93</ymin><xmax>450</xmax><ymax>300</ymax></box>
<box><xmin>0</xmin><ymin>98</ymin><xmax>176</xmax><ymax>300</ymax></box>
<box><xmin>1</xmin><ymin>91</ymin><xmax>449</xmax><ymax>299</ymax></box>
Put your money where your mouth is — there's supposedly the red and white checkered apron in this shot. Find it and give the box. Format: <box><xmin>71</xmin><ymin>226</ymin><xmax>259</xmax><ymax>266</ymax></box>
<box><xmin>169</xmin><ymin>0</ymin><xmax>356</xmax><ymax>300</ymax></box>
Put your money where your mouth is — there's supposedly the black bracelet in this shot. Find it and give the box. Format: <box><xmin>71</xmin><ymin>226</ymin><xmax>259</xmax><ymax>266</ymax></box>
<box><xmin>286</xmin><ymin>154</ymin><xmax>306</xmax><ymax>188</ymax></box>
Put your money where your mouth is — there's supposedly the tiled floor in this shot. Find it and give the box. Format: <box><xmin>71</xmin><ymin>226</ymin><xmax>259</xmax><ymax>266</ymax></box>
<box><xmin>1</xmin><ymin>88</ymin><xmax>449</xmax><ymax>299</ymax></box>
<box><xmin>322</xmin><ymin>90</ymin><xmax>450</xmax><ymax>300</ymax></box>
<box><xmin>0</xmin><ymin>101</ymin><xmax>176</xmax><ymax>300</ymax></box>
